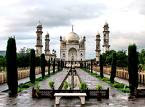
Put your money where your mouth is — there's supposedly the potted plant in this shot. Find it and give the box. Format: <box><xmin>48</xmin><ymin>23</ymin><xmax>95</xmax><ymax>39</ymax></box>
<box><xmin>35</xmin><ymin>83</ymin><xmax>40</xmax><ymax>98</ymax></box>
<box><xmin>96</xmin><ymin>84</ymin><xmax>102</xmax><ymax>90</ymax></box>
<box><xmin>49</xmin><ymin>81</ymin><xmax>55</xmax><ymax>90</ymax></box>
<box><xmin>79</xmin><ymin>82</ymin><xmax>88</xmax><ymax>92</ymax></box>
<box><xmin>96</xmin><ymin>84</ymin><xmax>102</xmax><ymax>101</ymax></box>
<box><xmin>63</xmin><ymin>81</ymin><xmax>69</xmax><ymax>90</ymax></box>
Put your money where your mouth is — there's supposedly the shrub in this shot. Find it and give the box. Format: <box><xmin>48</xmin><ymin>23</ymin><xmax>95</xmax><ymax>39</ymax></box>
<box><xmin>96</xmin><ymin>84</ymin><xmax>102</xmax><ymax>90</ymax></box>
<box><xmin>101</xmin><ymin>77</ymin><xmax>109</xmax><ymax>81</ymax></box>
<box><xmin>121</xmin><ymin>88</ymin><xmax>130</xmax><ymax>93</ymax></box>
<box><xmin>6</xmin><ymin>37</ymin><xmax>18</xmax><ymax>97</ymax></box>
<box><xmin>49</xmin><ymin>81</ymin><xmax>55</xmax><ymax>89</ymax></box>
<box><xmin>112</xmin><ymin>83</ymin><xmax>124</xmax><ymax>88</ymax></box>
<box><xmin>20</xmin><ymin>83</ymin><xmax>30</xmax><ymax>88</ymax></box>
<box><xmin>36</xmin><ymin>77</ymin><xmax>43</xmax><ymax>81</ymax></box>
<box><xmin>80</xmin><ymin>82</ymin><xmax>88</xmax><ymax>91</ymax></box>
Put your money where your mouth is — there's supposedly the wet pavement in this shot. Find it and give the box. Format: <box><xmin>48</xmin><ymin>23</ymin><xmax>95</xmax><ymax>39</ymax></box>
<box><xmin>0</xmin><ymin>68</ymin><xmax>145</xmax><ymax>107</ymax></box>
<box><xmin>39</xmin><ymin>68</ymin><xmax>68</xmax><ymax>89</ymax></box>
<box><xmin>0</xmin><ymin>73</ymin><xmax>43</xmax><ymax>92</ymax></box>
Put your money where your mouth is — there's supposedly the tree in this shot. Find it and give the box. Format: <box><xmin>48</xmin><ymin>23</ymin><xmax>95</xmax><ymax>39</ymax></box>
<box><xmin>102</xmin><ymin>50</ymin><xmax>116</xmax><ymax>66</ymax></box>
<box><xmin>17</xmin><ymin>47</ymin><xmax>30</xmax><ymax>68</ymax></box>
<box><xmin>40</xmin><ymin>54</ymin><xmax>46</xmax><ymax>79</ymax></box>
<box><xmin>6</xmin><ymin>37</ymin><xmax>18</xmax><ymax>96</ymax></box>
<box><xmin>0</xmin><ymin>56</ymin><xmax>6</xmax><ymax>72</ymax></box>
<box><xmin>36</xmin><ymin>56</ymin><xmax>40</xmax><ymax>67</ymax></box>
<box><xmin>84</xmin><ymin>61</ymin><xmax>86</xmax><ymax>69</ymax></box>
<box><xmin>100</xmin><ymin>55</ymin><xmax>104</xmax><ymax>78</ymax></box>
<box><xmin>53</xmin><ymin>58</ymin><xmax>55</xmax><ymax>73</ymax></box>
<box><xmin>60</xmin><ymin>59</ymin><xmax>64</xmax><ymax>70</ymax></box>
<box><xmin>110</xmin><ymin>52</ymin><xmax>117</xmax><ymax>83</ymax></box>
<box><xmin>30</xmin><ymin>49</ymin><xmax>36</xmax><ymax>83</ymax></box>
<box><xmin>116</xmin><ymin>50</ymin><xmax>128</xmax><ymax>68</ymax></box>
<box><xmin>48</xmin><ymin>59</ymin><xmax>51</xmax><ymax>75</ymax></box>
<box><xmin>57</xmin><ymin>60</ymin><xmax>60</xmax><ymax>72</ymax></box>
<box><xmin>139</xmin><ymin>49</ymin><xmax>145</xmax><ymax>65</ymax></box>
<box><xmin>91</xmin><ymin>60</ymin><xmax>93</xmax><ymax>73</ymax></box>
<box><xmin>128</xmin><ymin>44</ymin><xmax>138</xmax><ymax>97</ymax></box>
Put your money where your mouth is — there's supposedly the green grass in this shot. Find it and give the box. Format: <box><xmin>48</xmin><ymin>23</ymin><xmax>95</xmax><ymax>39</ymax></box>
<box><xmin>81</xmin><ymin>68</ymin><xmax>130</xmax><ymax>93</ymax></box>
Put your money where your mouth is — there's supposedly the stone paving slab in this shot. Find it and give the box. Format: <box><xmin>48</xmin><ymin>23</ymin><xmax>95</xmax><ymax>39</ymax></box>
<box><xmin>77</xmin><ymin>68</ymin><xmax>110</xmax><ymax>89</ymax></box>
<box><xmin>39</xmin><ymin>68</ymin><xmax>68</xmax><ymax>89</ymax></box>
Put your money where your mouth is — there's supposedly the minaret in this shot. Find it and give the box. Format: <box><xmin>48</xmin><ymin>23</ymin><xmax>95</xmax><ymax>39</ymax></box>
<box><xmin>96</xmin><ymin>32</ymin><xmax>101</xmax><ymax>62</ymax></box>
<box><xmin>36</xmin><ymin>21</ymin><xmax>43</xmax><ymax>56</ymax></box>
<box><xmin>45</xmin><ymin>32</ymin><xmax>50</xmax><ymax>55</ymax></box>
<box><xmin>103</xmin><ymin>22</ymin><xmax>110</xmax><ymax>52</ymax></box>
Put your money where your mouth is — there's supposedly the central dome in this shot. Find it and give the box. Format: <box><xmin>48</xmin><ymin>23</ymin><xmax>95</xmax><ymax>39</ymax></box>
<box><xmin>65</xmin><ymin>32</ymin><xmax>80</xmax><ymax>42</ymax></box>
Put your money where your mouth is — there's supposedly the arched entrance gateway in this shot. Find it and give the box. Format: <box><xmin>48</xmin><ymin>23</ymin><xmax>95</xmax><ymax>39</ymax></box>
<box><xmin>68</xmin><ymin>48</ymin><xmax>77</xmax><ymax>61</ymax></box>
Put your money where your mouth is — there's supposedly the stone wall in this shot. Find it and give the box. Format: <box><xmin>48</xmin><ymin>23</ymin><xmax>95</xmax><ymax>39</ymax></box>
<box><xmin>93</xmin><ymin>66</ymin><xmax>145</xmax><ymax>85</ymax></box>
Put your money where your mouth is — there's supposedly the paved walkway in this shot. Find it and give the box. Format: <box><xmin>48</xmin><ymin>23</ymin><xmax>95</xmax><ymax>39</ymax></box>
<box><xmin>77</xmin><ymin>69</ymin><xmax>108</xmax><ymax>89</ymax></box>
<box><xmin>39</xmin><ymin>68</ymin><xmax>68</xmax><ymax>89</ymax></box>
<box><xmin>0</xmin><ymin>68</ymin><xmax>145</xmax><ymax>107</ymax></box>
<box><xmin>76</xmin><ymin>68</ymin><xmax>145</xmax><ymax>107</ymax></box>
<box><xmin>0</xmin><ymin>68</ymin><xmax>69</xmax><ymax>107</ymax></box>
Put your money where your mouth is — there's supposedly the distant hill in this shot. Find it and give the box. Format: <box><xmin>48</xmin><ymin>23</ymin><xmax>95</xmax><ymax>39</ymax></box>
<box><xmin>0</xmin><ymin>51</ymin><xmax>6</xmax><ymax>56</ymax></box>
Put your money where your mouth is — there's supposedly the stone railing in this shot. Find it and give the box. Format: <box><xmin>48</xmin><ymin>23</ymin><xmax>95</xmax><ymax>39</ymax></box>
<box><xmin>93</xmin><ymin>66</ymin><xmax>145</xmax><ymax>85</ymax></box>
<box><xmin>0</xmin><ymin>67</ymin><xmax>41</xmax><ymax>84</ymax></box>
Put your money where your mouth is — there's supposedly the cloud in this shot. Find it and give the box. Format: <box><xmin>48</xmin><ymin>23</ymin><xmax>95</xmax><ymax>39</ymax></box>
<box><xmin>0</xmin><ymin>0</ymin><xmax>145</xmax><ymax>59</ymax></box>
<box><xmin>110</xmin><ymin>31</ymin><xmax>145</xmax><ymax>51</ymax></box>
<box><xmin>2</xmin><ymin>0</ymin><xmax>105</xmax><ymax>33</ymax></box>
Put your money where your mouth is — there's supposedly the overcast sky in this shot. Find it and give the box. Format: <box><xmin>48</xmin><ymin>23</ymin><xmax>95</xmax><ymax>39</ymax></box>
<box><xmin>0</xmin><ymin>0</ymin><xmax>145</xmax><ymax>58</ymax></box>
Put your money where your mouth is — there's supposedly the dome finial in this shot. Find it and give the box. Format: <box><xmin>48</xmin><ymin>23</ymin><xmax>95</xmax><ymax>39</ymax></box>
<box><xmin>38</xmin><ymin>20</ymin><xmax>41</xmax><ymax>25</ymax></box>
<box><xmin>72</xmin><ymin>25</ymin><xmax>74</xmax><ymax>32</ymax></box>
<box><xmin>37</xmin><ymin>20</ymin><xmax>42</xmax><ymax>28</ymax></box>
